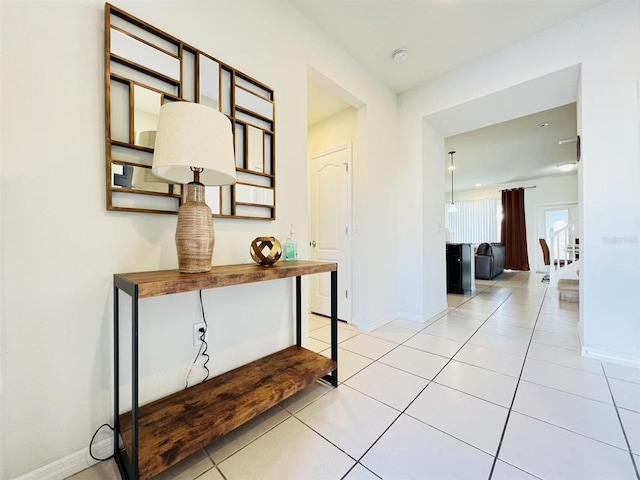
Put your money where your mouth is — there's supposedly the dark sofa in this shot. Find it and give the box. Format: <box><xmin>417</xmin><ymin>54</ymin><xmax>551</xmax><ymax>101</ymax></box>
<box><xmin>475</xmin><ymin>243</ymin><xmax>505</xmax><ymax>280</ymax></box>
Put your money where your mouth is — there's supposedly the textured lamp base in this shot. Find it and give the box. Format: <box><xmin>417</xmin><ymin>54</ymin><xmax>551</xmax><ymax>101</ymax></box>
<box><xmin>176</xmin><ymin>182</ymin><xmax>214</xmax><ymax>273</ymax></box>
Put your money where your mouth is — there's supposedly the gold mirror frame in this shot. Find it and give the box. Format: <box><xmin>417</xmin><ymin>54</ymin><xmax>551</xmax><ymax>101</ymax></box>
<box><xmin>105</xmin><ymin>4</ymin><xmax>276</xmax><ymax>220</ymax></box>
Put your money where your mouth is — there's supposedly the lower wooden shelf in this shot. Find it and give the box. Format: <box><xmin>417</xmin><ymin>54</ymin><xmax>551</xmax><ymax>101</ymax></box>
<box><xmin>118</xmin><ymin>346</ymin><xmax>335</xmax><ymax>480</ymax></box>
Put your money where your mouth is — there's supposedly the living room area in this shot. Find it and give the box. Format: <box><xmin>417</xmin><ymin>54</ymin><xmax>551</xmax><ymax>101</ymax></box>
<box><xmin>443</xmin><ymin>104</ymin><xmax>580</xmax><ymax>300</ymax></box>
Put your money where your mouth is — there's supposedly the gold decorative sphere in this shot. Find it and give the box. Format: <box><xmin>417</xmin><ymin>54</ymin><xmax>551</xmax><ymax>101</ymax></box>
<box><xmin>250</xmin><ymin>237</ymin><xmax>282</xmax><ymax>266</ymax></box>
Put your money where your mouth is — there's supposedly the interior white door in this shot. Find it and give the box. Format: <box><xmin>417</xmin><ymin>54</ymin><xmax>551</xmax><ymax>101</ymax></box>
<box><xmin>310</xmin><ymin>144</ymin><xmax>351</xmax><ymax>322</ymax></box>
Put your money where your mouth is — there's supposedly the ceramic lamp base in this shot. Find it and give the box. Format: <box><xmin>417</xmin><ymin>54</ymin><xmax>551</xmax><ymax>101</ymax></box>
<box><xmin>176</xmin><ymin>182</ymin><xmax>214</xmax><ymax>273</ymax></box>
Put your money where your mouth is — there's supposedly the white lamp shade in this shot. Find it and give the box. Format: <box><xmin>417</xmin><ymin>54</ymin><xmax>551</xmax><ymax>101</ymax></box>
<box><xmin>152</xmin><ymin>102</ymin><xmax>237</xmax><ymax>186</ymax></box>
<box><xmin>138</xmin><ymin>130</ymin><xmax>156</xmax><ymax>148</ymax></box>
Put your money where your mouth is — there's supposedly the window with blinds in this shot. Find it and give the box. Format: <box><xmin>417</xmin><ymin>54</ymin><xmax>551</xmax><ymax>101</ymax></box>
<box><xmin>445</xmin><ymin>198</ymin><xmax>502</xmax><ymax>244</ymax></box>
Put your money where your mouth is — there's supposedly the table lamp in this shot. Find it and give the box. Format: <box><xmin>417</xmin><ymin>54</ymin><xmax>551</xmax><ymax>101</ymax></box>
<box><xmin>152</xmin><ymin>102</ymin><xmax>236</xmax><ymax>273</ymax></box>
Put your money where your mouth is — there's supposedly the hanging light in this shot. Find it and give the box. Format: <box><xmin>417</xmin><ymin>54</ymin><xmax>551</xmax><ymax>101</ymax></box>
<box><xmin>448</xmin><ymin>151</ymin><xmax>457</xmax><ymax>213</ymax></box>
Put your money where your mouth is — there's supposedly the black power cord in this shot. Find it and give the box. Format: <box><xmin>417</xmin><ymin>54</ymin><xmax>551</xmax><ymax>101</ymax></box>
<box><xmin>185</xmin><ymin>290</ymin><xmax>210</xmax><ymax>389</ymax></box>
<box><xmin>94</xmin><ymin>293</ymin><xmax>211</xmax><ymax>461</ymax></box>
<box><xmin>89</xmin><ymin>423</ymin><xmax>114</xmax><ymax>462</ymax></box>
<box><xmin>198</xmin><ymin>290</ymin><xmax>210</xmax><ymax>383</ymax></box>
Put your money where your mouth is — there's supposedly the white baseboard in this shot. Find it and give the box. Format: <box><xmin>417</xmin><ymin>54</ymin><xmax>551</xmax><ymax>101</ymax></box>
<box><xmin>582</xmin><ymin>347</ymin><xmax>640</xmax><ymax>369</ymax></box>
<box><xmin>425</xmin><ymin>306</ymin><xmax>449</xmax><ymax>322</ymax></box>
<box><xmin>577</xmin><ymin>320</ymin><xmax>584</xmax><ymax>347</ymax></box>
<box><xmin>353</xmin><ymin>311</ymin><xmax>398</xmax><ymax>332</ymax></box>
<box><xmin>15</xmin><ymin>437</ymin><xmax>112</xmax><ymax>480</ymax></box>
<box><xmin>395</xmin><ymin>311</ymin><xmax>425</xmax><ymax>323</ymax></box>
<box><xmin>372</xmin><ymin>304</ymin><xmax>449</xmax><ymax>328</ymax></box>
<box><xmin>354</xmin><ymin>307</ymin><xmax>449</xmax><ymax>332</ymax></box>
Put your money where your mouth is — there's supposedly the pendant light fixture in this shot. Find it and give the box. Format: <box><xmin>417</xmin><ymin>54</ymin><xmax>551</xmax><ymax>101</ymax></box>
<box><xmin>448</xmin><ymin>151</ymin><xmax>457</xmax><ymax>213</ymax></box>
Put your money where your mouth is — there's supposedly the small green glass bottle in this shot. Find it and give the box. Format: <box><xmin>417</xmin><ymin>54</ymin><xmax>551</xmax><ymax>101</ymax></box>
<box><xmin>285</xmin><ymin>224</ymin><xmax>298</xmax><ymax>261</ymax></box>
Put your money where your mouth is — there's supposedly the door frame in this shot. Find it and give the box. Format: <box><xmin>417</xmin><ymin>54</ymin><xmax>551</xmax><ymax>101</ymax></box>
<box><xmin>309</xmin><ymin>142</ymin><xmax>353</xmax><ymax>323</ymax></box>
<box><xmin>535</xmin><ymin>201</ymin><xmax>578</xmax><ymax>272</ymax></box>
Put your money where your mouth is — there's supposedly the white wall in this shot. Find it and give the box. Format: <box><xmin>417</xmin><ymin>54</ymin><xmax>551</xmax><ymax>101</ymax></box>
<box><xmin>0</xmin><ymin>1</ymin><xmax>398</xmax><ymax>477</ymax></box>
<box><xmin>421</xmin><ymin>123</ymin><xmax>448</xmax><ymax>321</ymax></box>
<box><xmin>399</xmin><ymin>1</ymin><xmax>640</xmax><ymax>365</ymax></box>
<box><xmin>308</xmin><ymin>108</ymin><xmax>357</xmax><ymax>155</ymax></box>
<box><xmin>447</xmin><ymin>175</ymin><xmax>579</xmax><ymax>272</ymax></box>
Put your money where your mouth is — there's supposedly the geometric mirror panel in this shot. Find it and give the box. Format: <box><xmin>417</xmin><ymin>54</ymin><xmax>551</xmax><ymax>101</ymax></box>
<box><xmin>105</xmin><ymin>3</ymin><xmax>276</xmax><ymax>219</ymax></box>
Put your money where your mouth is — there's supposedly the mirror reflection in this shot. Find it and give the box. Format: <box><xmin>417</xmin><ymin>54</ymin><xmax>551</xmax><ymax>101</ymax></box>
<box><xmin>133</xmin><ymin>85</ymin><xmax>161</xmax><ymax>148</ymax></box>
<box><xmin>235</xmin><ymin>87</ymin><xmax>273</xmax><ymax>120</ymax></box>
<box><xmin>205</xmin><ymin>186</ymin><xmax>221</xmax><ymax>215</ymax></box>
<box><xmin>106</xmin><ymin>5</ymin><xmax>275</xmax><ymax>218</ymax></box>
<box><xmin>110</xmin><ymin>80</ymin><xmax>130</xmax><ymax>143</ymax></box>
<box><xmin>110</xmin><ymin>28</ymin><xmax>180</xmax><ymax>80</ymax></box>
<box><xmin>112</xmin><ymin>164</ymin><xmax>180</xmax><ymax>195</ymax></box>
<box><xmin>236</xmin><ymin>184</ymin><xmax>274</xmax><ymax>206</ymax></box>
<box><xmin>199</xmin><ymin>55</ymin><xmax>220</xmax><ymax>109</ymax></box>
<box><xmin>247</xmin><ymin>126</ymin><xmax>264</xmax><ymax>173</ymax></box>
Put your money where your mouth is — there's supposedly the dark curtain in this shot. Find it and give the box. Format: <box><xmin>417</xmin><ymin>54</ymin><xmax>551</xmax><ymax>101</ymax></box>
<box><xmin>501</xmin><ymin>188</ymin><xmax>530</xmax><ymax>270</ymax></box>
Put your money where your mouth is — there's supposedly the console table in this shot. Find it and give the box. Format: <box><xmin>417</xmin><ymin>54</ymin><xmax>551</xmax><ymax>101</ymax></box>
<box><xmin>113</xmin><ymin>260</ymin><xmax>338</xmax><ymax>479</ymax></box>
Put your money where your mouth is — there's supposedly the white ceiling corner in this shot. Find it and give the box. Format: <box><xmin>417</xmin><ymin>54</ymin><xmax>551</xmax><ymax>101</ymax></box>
<box><xmin>299</xmin><ymin>1</ymin><xmax>589</xmax><ymax>191</ymax></box>
<box><xmin>290</xmin><ymin>0</ymin><xmax>604</xmax><ymax>94</ymax></box>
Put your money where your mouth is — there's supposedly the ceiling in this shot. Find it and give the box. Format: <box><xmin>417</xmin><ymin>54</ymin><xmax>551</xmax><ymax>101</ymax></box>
<box><xmin>444</xmin><ymin>103</ymin><xmax>578</xmax><ymax>193</ymax></box>
<box><xmin>303</xmin><ymin>2</ymin><xmax>586</xmax><ymax>191</ymax></box>
<box><xmin>291</xmin><ymin>0</ymin><xmax>604</xmax><ymax>93</ymax></box>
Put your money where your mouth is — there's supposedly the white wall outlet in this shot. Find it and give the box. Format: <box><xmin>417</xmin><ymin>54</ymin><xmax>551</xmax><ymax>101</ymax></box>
<box><xmin>193</xmin><ymin>322</ymin><xmax>205</xmax><ymax>346</ymax></box>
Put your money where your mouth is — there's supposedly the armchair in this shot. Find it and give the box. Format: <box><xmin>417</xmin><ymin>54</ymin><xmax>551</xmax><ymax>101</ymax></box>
<box><xmin>475</xmin><ymin>243</ymin><xmax>505</xmax><ymax>280</ymax></box>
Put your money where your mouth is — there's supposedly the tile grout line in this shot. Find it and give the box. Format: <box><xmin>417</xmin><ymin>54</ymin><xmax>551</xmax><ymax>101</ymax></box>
<box><xmin>487</xmin><ymin>281</ymin><xmax>549</xmax><ymax>480</ymax></box>
<box><xmin>208</xmin><ymin>401</ymin><xmax>327</xmax><ymax>471</ymax></box>
<box><xmin>292</xmin><ymin>314</ymin><xmax>441</xmax><ymax>478</ymax></box>
<box><xmin>308</xmin><ymin>275</ymin><xmax>558</xmax><ymax>478</ymax></box>
<box><xmin>291</xmin><ymin>415</ymin><xmax>361</xmax><ymax>463</ymax></box>
<box><xmin>214</xmin><ymin>464</ymin><xmax>228</xmax><ymax>480</ymax></box>
<box><xmin>601</xmin><ymin>363</ymin><xmax>640</xmax><ymax>479</ymax></box>
<box><xmin>346</xmin><ymin>283</ymin><xmax>518</xmax><ymax>470</ymax></box>
<box><xmin>513</xmin><ymin>373</ymin><xmax>616</xmax><ymax>406</ymax></box>
<box><xmin>510</xmin><ymin>408</ymin><xmax>634</xmax><ymax>452</ymax></box>
<box><xmin>520</xmin><ymin>354</ymin><xmax>603</xmax><ymax>376</ymax></box>
<box><xmin>203</xmin><ymin>413</ymin><xmax>291</xmax><ymax>468</ymax></box>
<box><xmin>338</xmin><ymin>460</ymin><xmax>382</xmax><ymax>480</ymax></box>
<box><xmin>330</xmin><ymin>312</ymin><xmax>448</xmax><ymax>383</ymax></box>
<box><xmin>529</xmin><ymin>339</ymin><xmax>582</xmax><ymax>353</ymax></box>
<box><xmin>283</xmin><ymin>415</ymin><xmax>394</xmax><ymax>480</ymax></box>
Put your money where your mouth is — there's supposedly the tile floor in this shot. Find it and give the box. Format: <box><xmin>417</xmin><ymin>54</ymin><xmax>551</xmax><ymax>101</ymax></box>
<box><xmin>71</xmin><ymin>271</ymin><xmax>640</xmax><ymax>480</ymax></box>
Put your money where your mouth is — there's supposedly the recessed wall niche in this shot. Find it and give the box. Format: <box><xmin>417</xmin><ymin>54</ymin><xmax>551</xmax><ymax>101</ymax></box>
<box><xmin>105</xmin><ymin>3</ymin><xmax>276</xmax><ymax>220</ymax></box>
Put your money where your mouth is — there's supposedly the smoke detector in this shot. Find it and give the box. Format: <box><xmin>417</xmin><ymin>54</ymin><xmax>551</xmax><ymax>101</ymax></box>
<box><xmin>392</xmin><ymin>48</ymin><xmax>409</xmax><ymax>63</ymax></box>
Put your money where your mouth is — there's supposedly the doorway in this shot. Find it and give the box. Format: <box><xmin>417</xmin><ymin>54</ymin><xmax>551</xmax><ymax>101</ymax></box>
<box><xmin>536</xmin><ymin>202</ymin><xmax>578</xmax><ymax>271</ymax></box>
<box><xmin>307</xmin><ymin>71</ymin><xmax>362</xmax><ymax>324</ymax></box>
<box><xmin>309</xmin><ymin>144</ymin><xmax>352</xmax><ymax>321</ymax></box>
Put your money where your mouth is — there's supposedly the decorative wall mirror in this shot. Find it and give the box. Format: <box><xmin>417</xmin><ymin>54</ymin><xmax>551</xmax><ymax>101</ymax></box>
<box><xmin>105</xmin><ymin>3</ymin><xmax>276</xmax><ymax>219</ymax></box>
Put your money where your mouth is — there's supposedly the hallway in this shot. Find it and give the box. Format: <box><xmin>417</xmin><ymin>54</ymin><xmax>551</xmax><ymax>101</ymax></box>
<box><xmin>73</xmin><ymin>272</ymin><xmax>640</xmax><ymax>480</ymax></box>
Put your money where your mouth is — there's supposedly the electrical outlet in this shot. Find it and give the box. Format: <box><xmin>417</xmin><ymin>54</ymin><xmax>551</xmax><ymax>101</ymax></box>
<box><xmin>193</xmin><ymin>322</ymin><xmax>205</xmax><ymax>346</ymax></box>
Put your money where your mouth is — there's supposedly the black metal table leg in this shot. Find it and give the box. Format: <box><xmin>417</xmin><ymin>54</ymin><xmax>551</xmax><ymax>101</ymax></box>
<box><xmin>113</xmin><ymin>280</ymin><xmax>131</xmax><ymax>479</ymax></box>
<box><xmin>296</xmin><ymin>276</ymin><xmax>302</xmax><ymax>347</ymax></box>
<box><xmin>113</xmin><ymin>284</ymin><xmax>121</xmax><ymax>464</ymax></box>
<box><xmin>131</xmin><ymin>285</ymin><xmax>139</xmax><ymax>479</ymax></box>
<box><xmin>329</xmin><ymin>270</ymin><xmax>338</xmax><ymax>386</ymax></box>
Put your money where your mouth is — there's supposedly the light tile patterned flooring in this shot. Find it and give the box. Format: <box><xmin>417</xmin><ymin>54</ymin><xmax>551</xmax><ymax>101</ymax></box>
<box><xmin>71</xmin><ymin>272</ymin><xmax>640</xmax><ymax>480</ymax></box>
